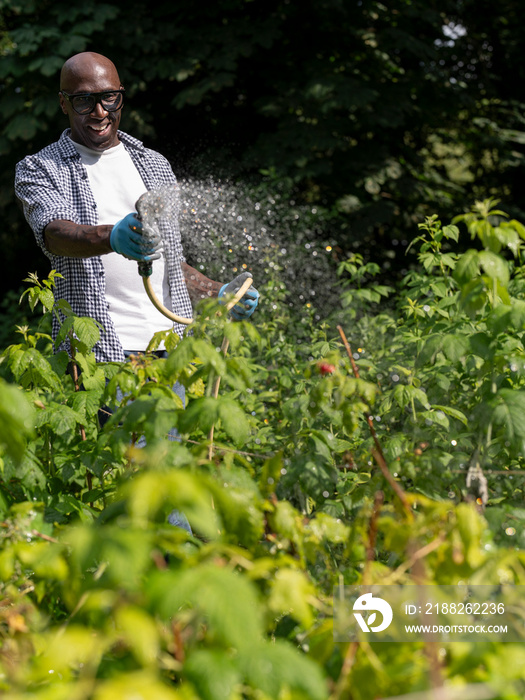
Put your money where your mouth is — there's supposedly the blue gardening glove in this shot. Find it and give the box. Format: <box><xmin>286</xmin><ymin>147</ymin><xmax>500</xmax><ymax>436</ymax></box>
<box><xmin>219</xmin><ymin>271</ymin><xmax>259</xmax><ymax>320</ymax></box>
<box><xmin>110</xmin><ymin>213</ymin><xmax>162</xmax><ymax>262</ymax></box>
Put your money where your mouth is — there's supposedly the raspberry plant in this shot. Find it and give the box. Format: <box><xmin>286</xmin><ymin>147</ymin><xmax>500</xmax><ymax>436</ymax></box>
<box><xmin>1</xmin><ymin>200</ymin><xmax>525</xmax><ymax>699</ymax></box>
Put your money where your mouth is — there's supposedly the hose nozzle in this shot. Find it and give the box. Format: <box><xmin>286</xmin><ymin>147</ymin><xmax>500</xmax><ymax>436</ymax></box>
<box><xmin>135</xmin><ymin>185</ymin><xmax>179</xmax><ymax>277</ymax></box>
<box><xmin>135</xmin><ymin>257</ymin><xmax>152</xmax><ymax>277</ymax></box>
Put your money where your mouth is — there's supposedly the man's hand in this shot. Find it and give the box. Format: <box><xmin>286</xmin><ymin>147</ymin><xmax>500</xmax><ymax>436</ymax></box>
<box><xmin>110</xmin><ymin>213</ymin><xmax>162</xmax><ymax>262</ymax></box>
<box><xmin>219</xmin><ymin>271</ymin><xmax>259</xmax><ymax>320</ymax></box>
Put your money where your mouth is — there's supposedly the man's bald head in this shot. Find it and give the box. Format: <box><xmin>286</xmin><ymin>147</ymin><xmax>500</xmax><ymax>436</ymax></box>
<box><xmin>60</xmin><ymin>52</ymin><xmax>121</xmax><ymax>93</ymax></box>
<box><xmin>59</xmin><ymin>52</ymin><xmax>123</xmax><ymax>150</ymax></box>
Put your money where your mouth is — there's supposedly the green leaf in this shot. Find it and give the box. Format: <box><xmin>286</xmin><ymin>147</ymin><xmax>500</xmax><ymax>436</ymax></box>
<box><xmin>478</xmin><ymin>250</ymin><xmax>510</xmax><ymax>286</ymax></box>
<box><xmin>259</xmin><ymin>451</ymin><xmax>284</xmax><ymax>495</ymax></box>
<box><xmin>184</xmin><ymin>649</ymin><xmax>241</xmax><ymax>700</ymax></box>
<box><xmin>509</xmin><ymin>219</ymin><xmax>525</xmax><ymax>241</ymax></box>
<box><xmin>494</xmin><ymin>224</ymin><xmax>520</xmax><ymax>255</ymax></box>
<box><xmin>442</xmin><ymin>224</ymin><xmax>459</xmax><ymax>242</ymax></box>
<box><xmin>125</xmin><ymin>469</ymin><xmax>219</xmax><ymax>539</ymax></box>
<box><xmin>72</xmin><ymin>316</ymin><xmax>101</xmax><ymax>351</ymax></box>
<box><xmin>217</xmin><ymin>397</ymin><xmax>249</xmax><ymax>445</ymax></box>
<box><xmin>441</xmin><ymin>334</ymin><xmax>469</xmax><ymax>363</ymax></box>
<box><xmin>209</xmin><ymin>482</ymin><xmax>264</xmax><ymax>547</ymax></box>
<box><xmin>509</xmin><ymin>300</ymin><xmax>525</xmax><ymax>330</ymax></box>
<box><xmin>306</xmin><ymin>512</ymin><xmax>350</xmax><ymax>544</ymax></box>
<box><xmin>419</xmin><ymin>409</ymin><xmax>449</xmax><ymax>429</ymax></box>
<box><xmin>490</xmin><ymin>389</ymin><xmax>525</xmax><ymax>445</ymax></box>
<box><xmin>453</xmin><ymin>249</ymin><xmax>480</xmax><ymax>285</ymax></box>
<box><xmin>0</xmin><ymin>379</ymin><xmax>35</xmax><ymax>462</ymax></box>
<box><xmin>146</xmin><ymin>565</ymin><xmax>264</xmax><ymax>648</ymax></box>
<box><xmin>458</xmin><ymin>277</ymin><xmax>488</xmax><ymax>316</ymax></box>
<box><xmin>393</xmin><ymin>384</ymin><xmax>430</xmax><ymax>410</ymax></box>
<box><xmin>66</xmin><ymin>525</ymin><xmax>153</xmax><ymax>592</ymax></box>
<box><xmin>269</xmin><ymin>500</ymin><xmax>304</xmax><ymax>551</ymax></box>
<box><xmin>69</xmin><ymin>390</ymin><xmax>102</xmax><ymax>419</ymax></box>
<box><xmin>36</xmin><ymin>403</ymin><xmax>85</xmax><ymax>439</ymax></box>
<box><xmin>239</xmin><ymin>639</ymin><xmax>327</xmax><ymax>700</ymax></box>
<box><xmin>268</xmin><ymin>567</ymin><xmax>316</xmax><ymax>626</ymax></box>
<box><xmin>383</xmin><ymin>435</ymin><xmax>412</xmax><ymax>461</ymax></box>
<box><xmin>10</xmin><ymin>348</ymin><xmax>62</xmax><ymax>391</ymax></box>
<box><xmin>31</xmin><ymin>625</ymin><xmax>109</xmax><ymax>680</ymax></box>
<box><xmin>178</xmin><ymin>396</ymin><xmax>219</xmax><ymax>434</ymax></box>
<box><xmin>455</xmin><ymin>503</ymin><xmax>485</xmax><ymax>568</ymax></box>
<box><xmin>487</xmin><ymin>301</ymin><xmax>525</xmax><ymax>334</ymax></box>
<box><xmin>417</xmin><ymin>334</ymin><xmax>443</xmax><ymax>366</ymax></box>
<box><xmin>431</xmin><ymin>404</ymin><xmax>468</xmax><ymax>426</ymax></box>
<box><xmin>309</xmin><ymin>434</ymin><xmax>334</xmax><ymax>463</ymax></box>
<box><xmin>4</xmin><ymin>113</ymin><xmax>39</xmax><ymax>140</ymax></box>
<box><xmin>48</xmin><ymin>350</ymin><xmax>71</xmax><ymax>377</ymax></box>
<box><xmin>468</xmin><ymin>332</ymin><xmax>493</xmax><ymax>359</ymax></box>
<box><xmin>91</xmin><ymin>672</ymin><xmax>181</xmax><ymax>700</ymax></box>
<box><xmin>114</xmin><ymin>605</ymin><xmax>160</xmax><ymax>667</ymax></box>
<box><xmin>14</xmin><ymin>540</ymin><xmax>68</xmax><ymax>580</ymax></box>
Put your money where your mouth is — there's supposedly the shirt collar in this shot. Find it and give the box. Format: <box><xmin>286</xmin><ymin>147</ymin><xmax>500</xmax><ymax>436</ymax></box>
<box><xmin>58</xmin><ymin>128</ymin><xmax>146</xmax><ymax>157</ymax></box>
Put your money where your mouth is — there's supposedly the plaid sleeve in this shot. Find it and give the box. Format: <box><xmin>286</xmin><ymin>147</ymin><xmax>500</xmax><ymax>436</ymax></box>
<box><xmin>15</xmin><ymin>155</ymin><xmax>85</xmax><ymax>257</ymax></box>
<box><xmin>14</xmin><ymin>134</ymin><xmax>123</xmax><ymax>362</ymax></box>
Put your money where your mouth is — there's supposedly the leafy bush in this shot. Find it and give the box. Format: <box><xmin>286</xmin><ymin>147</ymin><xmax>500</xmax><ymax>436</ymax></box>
<box><xmin>1</xmin><ymin>200</ymin><xmax>525</xmax><ymax>698</ymax></box>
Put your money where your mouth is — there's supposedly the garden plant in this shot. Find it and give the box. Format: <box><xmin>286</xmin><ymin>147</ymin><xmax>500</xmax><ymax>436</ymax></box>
<box><xmin>1</xmin><ymin>199</ymin><xmax>525</xmax><ymax>698</ymax></box>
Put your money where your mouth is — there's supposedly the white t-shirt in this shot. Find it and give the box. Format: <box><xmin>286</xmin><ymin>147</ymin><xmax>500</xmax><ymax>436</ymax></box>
<box><xmin>72</xmin><ymin>139</ymin><xmax>174</xmax><ymax>350</ymax></box>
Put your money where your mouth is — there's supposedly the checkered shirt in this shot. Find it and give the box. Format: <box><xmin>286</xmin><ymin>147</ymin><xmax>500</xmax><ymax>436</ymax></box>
<box><xmin>15</xmin><ymin>129</ymin><xmax>193</xmax><ymax>362</ymax></box>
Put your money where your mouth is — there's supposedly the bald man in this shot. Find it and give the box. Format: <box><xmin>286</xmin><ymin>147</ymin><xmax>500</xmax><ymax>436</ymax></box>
<box><xmin>15</xmin><ymin>52</ymin><xmax>258</xmax><ymax>363</ymax></box>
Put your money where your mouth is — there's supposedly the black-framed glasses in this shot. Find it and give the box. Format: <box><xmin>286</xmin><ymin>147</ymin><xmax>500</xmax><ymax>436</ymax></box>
<box><xmin>60</xmin><ymin>89</ymin><xmax>125</xmax><ymax>115</ymax></box>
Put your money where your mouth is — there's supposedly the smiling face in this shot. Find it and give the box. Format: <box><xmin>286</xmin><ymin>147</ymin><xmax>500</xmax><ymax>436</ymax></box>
<box><xmin>59</xmin><ymin>53</ymin><xmax>123</xmax><ymax>151</ymax></box>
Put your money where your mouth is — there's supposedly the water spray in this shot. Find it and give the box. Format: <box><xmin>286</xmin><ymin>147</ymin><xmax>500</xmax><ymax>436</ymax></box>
<box><xmin>135</xmin><ymin>185</ymin><xmax>254</xmax><ymax>457</ymax></box>
<box><xmin>135</xmin><ymin>186</ymin><xmax>253</xmax><ymax>324</ymax></box>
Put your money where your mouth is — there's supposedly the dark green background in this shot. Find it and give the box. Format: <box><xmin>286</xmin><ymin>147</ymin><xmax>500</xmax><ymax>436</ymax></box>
<box><xmin>1</xmin><ymin>0</ymin><xmax>524</xmax><ymax>294</ymax></box>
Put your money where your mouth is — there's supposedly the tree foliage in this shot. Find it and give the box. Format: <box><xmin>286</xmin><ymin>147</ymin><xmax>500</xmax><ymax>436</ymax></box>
<box><xmin>1</xmin><ymin>0</ymin><xmax>525</xmax><ymax>293</ymax></box>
